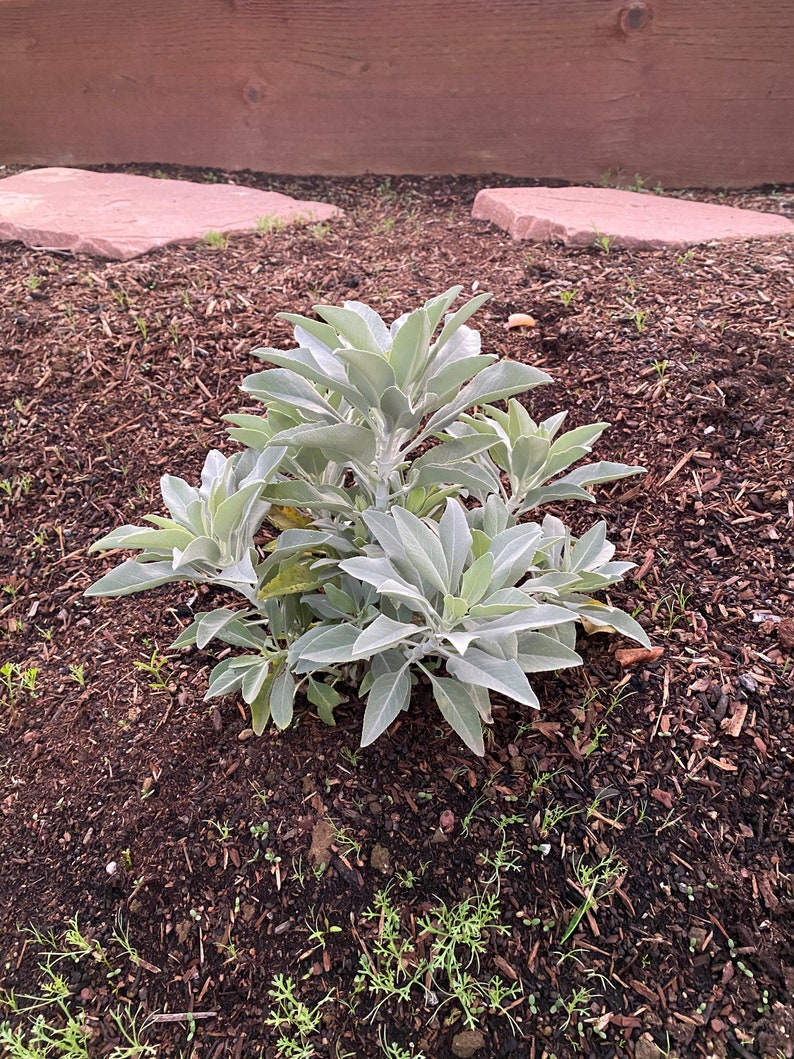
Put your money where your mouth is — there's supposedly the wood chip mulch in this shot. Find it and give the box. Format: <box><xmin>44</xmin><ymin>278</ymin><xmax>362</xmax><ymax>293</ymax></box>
<box><xmin>1</xmin><ymin>170</ymin><xmax>792</xmax><ymax>1059</ymax></box>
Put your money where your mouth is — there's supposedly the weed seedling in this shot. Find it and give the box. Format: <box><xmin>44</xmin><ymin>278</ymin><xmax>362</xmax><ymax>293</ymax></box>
<box><xmin>265</xmin><ymin>973</ymin><xmax>329</xmax><ymax>1055</ymax></box>
<box><xmin>377</xmin><ymin>177</ymin><xmax>398</xmax><ymax>203</ymax></box>
<box><xmin>393</xmin><ymin>862</ymin><xmax>429</xmax><ymax>890</ymax></box>
<box><xmin>340</xmin><ymin>746</ymin><xmax>363</xmax><ymax>769</ymax></box>
<box><xmin>304</xmin><ymin>909</ymin><xmax>343</xmax><ymax>956</ymax></box>
<box><xmin>538</xmin><ymin>801</ymin><xmax>581</xmax><ymax>837</ymax></box>
<box><xmin>561</xmin><ymin>851</ymin><xmax>625</xmax><ymax>944</ymax></box>
<box><xmin>133</xmin><ymin>649</ymin><xmax>173</xmax><ymax>694</ymax></box>
<box><xmin>355</xmin><ymin>839</ymin><xmax>522</xmax><ymax>1031</ymax></box>
<box><xmin>652</xmin><ymin>584</ymin><xmax>691</xmax><ymax>633</ymax></box>
<box><xmin>203</xmin><ymin>230</ymin><xmax>229</xmax><ymax>249</ymax></box>
<box><xmin>593</xmin><ymin>227</ymin><xmax>614</xmax><ymax>254</ymax></box>
<box><xmin>249</xmin><ymin>820</ymin><xmax>270</xmax><ymax>841</ymax></box>
<box><xmin>249</xmin><ymin>781</ymin><xmax>269</xmax><ymax>805</ymax></box>
<box><xmin>528</xmin><ymin>766</ymin><xmax>563</xmax><ymax>800</ymax></box>
<box><xmin>331</xmin><ymin>824</ymin><xmax>363</xmax><ymax>863</ymax></box>
<box><xmin>110</xmin><ymin>915</ymin><xmax>143</xmax><ymax>968</ymax></box>
<box><xmin>256</xmin><ymin>214</ymin><xmax>286</xmax><ymax>234</ymax></box>
<box><xmin>207</xmin><ymin>819</ymin><xmax>233</xmax><ymax>843</ymax></box>
<box><xmin>550</xmin><ymin>984</ymin><xmax>598</xmax><ymax>1034</ymax></box>
<box><xmin>1</xmin><ymin>663</ymin><xmax>39</xmax><ymax>710</ymax></box>
<box><xmin>378</xmin><ymin>1028</ymin><xmax>426</xmax><ymax>1058</ymax></box>
<box><xmin>558</xmin><ymin>289</ymin><xmax>578</xmax><ymax>308</ymax></box>
<box><xmin>68</xmin><ymin>664</ymin><xmax>86</xmax><ymax>687</ymax></box>
<box><xmin>652</xmin><ymin>358</ymin><xmax>669</xmax><ymax>381</ymax></box>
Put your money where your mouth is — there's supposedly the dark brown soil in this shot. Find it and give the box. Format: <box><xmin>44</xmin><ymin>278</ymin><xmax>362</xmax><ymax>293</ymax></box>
<box><xmin>1</xmin><ymin>171</ymin><xmax>792</xmax><ymax>1059</ymax></box>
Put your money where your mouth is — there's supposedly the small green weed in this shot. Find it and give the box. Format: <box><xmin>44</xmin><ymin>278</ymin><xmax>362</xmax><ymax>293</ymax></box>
<box><xmin>377</xmin><ymin>177</ymin><xmax>398</xmax><ymax>203</ymax></box>
<box><xmin>203</xmin><ymin>230</ymin><xmax>229</xmax><ymax>249</ymax></box>
<box><xmin>249</xmin><ymin>820</ymin><xmax>270</xmax><ymax>842</ymax></box>
<box><xmin>207</xmin><ymin>819</ymin><xmax>233</xmax><ymax>842</ymax></box>
<box><xmin>0</xmin><ymin>474</ymin><xmax>32</xmax><ymax>501</ymax></box>
<box><xmin>652</xmin><ymin>358</ymin><xmax>669</xmax><ymax>381</ymax></box>
<box><xmin>256</xmin><ymin>215</ymin><xmax>286</xmax><ymax>234</ymax></box>
<box><xmin>558</xmin><ymin>289</ymin><xmax>578</xmax><ymax>308</ymax></box>
<box><xmin>68</xmin><ymin>664</ymin><xmax>86</xmax><ymax>688</ymax></box>
<box><xmin>354</xmin><ymin>833</ymin><xmax>522</xmax><ymax>1030</ymax></box>
<box><xmin>331</xmin><ymin>823</ymin><xmax>363</xmax><ymax>863</ymax></box>
<box><xmin>550</xmin><ymin>984</ymin><xmax>599</xmax><ymax>1037</ymax></box>
<box><xmin>593</xmin><ymin>227</ymin><xmax>614</xmax><ymax>254</ymax></box>
<box><xmin>0</xmin><ymin>916</ymin><xmax>157</xmax><ymax>1059</ymax></box>
<box><xmin>1</xmin><ymin>662</ymin><xmax>39</xmax><ymax>710</ymax></box>
<box><xmin>303</xmin><ymin>909</ymin><xmax>343</xmax><ymax>957</ymax></box>
<box><xmin>561</xmin><ymin>851</ymin><xmax>626</xmax><ymax>944</ymax></box>
<box><xmin>652</xmin><ymin>584</ymin><xmax>691</xmax><ymax>633</ymax></box>
<box><xmin>378</xmin><ymin>1029</ymin><xmax>426</xmax><ymax>1058</ymax></box>
<box><xmin>111</xmin><ymin>287</ymin><xmax>131</xmax><ymax>309</ymax></box>
<box><xmin>265</xmin><ymin>973</ymin><xmax>329</xmax><ymax>1058</ymax></box>
<box><xmin>133</xmin><ymin>649</ymin><xmax>173</xmax><ymax>694</ymax></box>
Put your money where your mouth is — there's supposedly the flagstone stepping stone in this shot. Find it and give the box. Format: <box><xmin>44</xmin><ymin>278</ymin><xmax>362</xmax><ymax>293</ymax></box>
<box><xmin>0</xmin><ymin>167</ymin><xmax>341</xmax><ymax>260</ymax></box>
<box><xmin>472</xmin><ymin>186</ymin><xmax>794</xmax><ymax>249</ymax></box>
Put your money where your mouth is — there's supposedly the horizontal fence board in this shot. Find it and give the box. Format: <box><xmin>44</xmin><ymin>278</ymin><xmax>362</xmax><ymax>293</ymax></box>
<box><xmin>1</xmin><ymin>0</ymin><xmax>792</xmax><ymax>186</ymax></box>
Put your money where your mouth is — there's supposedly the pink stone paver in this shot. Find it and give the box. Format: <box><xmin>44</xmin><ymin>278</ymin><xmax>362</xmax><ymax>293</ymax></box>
<box><xmin>0</xmin><ymin>168</ymin><xmax>341</xmax><ymax>260</ymax></box>
<box><xmin>472</xmin><ymin>186</ymin><xmax>794</xmax><ymax>249</ymax></box>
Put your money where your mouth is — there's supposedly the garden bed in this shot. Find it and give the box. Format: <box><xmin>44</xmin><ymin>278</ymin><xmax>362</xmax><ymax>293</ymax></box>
<box><xmin>1</xmin><ymin>171</ymin><xmax>792</xmax><ymax>1059</ymax></box>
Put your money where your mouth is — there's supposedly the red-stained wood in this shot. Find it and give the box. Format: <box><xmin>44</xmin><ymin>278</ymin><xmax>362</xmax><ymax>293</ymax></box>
<box><xmin>1</xmin><ymin>0</ymin><xmax>792</xmax><ymax>187</ymax></box>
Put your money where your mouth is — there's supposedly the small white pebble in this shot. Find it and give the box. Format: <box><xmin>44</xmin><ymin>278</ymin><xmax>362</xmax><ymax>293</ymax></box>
<box><xmin>105</xmin><ymin>861</ymin><xmax>118</xmax><ymax>876</ymax></box>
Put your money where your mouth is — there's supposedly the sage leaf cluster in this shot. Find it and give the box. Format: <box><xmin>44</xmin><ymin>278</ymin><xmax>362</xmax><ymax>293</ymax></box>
<box><xmin>86</xmin><ymin>286</ymin><xmax>648</xmax><ymax>753</ymax></box>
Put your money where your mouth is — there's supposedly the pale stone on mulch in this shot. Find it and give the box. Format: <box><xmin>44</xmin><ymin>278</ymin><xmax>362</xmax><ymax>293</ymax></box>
<box><xmin>472</xmin><ymin>186</ymin><xmax>794</xmax><ymax>249</ymax></box>
<box><xmin>0</xmin><ymin>167</ymin><xmax>341</xmax><ymax>260</ymax></box>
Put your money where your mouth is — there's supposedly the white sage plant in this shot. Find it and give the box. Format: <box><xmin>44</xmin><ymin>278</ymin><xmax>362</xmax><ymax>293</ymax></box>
<box><xmin>86</xmin><ymin>286</ymin><xmax>649</xmax><ymax>754</ymax></box>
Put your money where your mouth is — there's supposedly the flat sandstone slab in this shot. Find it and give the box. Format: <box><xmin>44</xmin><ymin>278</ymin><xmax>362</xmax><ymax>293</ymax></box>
<box><xmin>0</xmin><ymin>168</ymin><xmax>341</xmax><ymax>259</ymax></box>
<box><xmin>472</xmin><ymin>186</ymin><xmax>794</xmax><ymax>249</ymax></box>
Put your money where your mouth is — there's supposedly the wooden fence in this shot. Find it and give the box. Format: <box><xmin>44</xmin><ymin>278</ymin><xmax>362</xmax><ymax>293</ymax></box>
<box><xmin>1</xmin><ymin>0</ymin><xmax>792</xmax><ymax>187</ymax></box>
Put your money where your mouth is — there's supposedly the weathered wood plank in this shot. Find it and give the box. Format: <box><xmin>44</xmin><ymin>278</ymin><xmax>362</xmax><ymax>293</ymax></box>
<box><xmin>1</xmin><ymin>0</ymin><xmax>792</xmax><ymax>186</ymax></box>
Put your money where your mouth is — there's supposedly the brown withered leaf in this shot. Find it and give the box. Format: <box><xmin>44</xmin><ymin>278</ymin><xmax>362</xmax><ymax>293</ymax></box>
<box><xmin>615</xmin><ymin>646</ymin><xmax>665</xmax><ymax>667</ymax></box>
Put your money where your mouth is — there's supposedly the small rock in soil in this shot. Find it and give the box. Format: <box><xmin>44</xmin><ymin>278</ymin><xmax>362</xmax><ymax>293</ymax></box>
<box><xmin>688</xmin><ymin>925</ymin><xmax>708</xmax><ymax>950</ymax></box>
<box><xmin>309</xmin><ymin>818</ymin><xmax>335</xmax><ymax>869</ymax></box>
<box><xmin>370</xmin><ymin>843</ymin><xmax>391</xmax><ymax>873</ymax></box>
<box><xmin>439</xmin><ymin>809</ymin><xmax>455</xmax><ymax>832</ymax></box>
<box><xmin>451</xmin><ymin>1029</ymin><xmax>486</xmax><ymax>1058</ymax></box>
